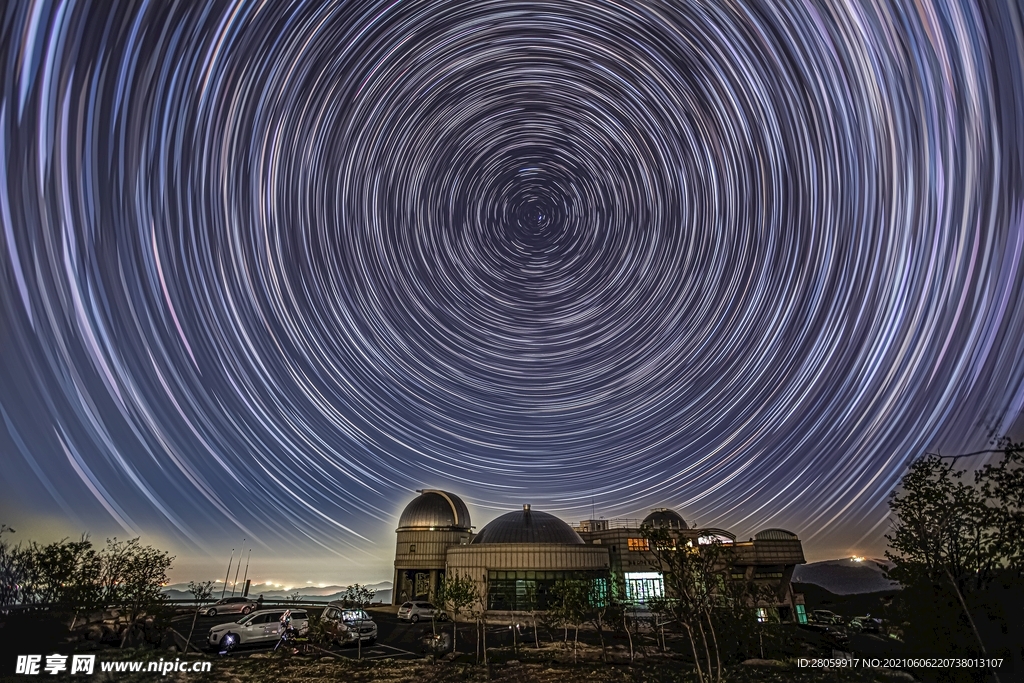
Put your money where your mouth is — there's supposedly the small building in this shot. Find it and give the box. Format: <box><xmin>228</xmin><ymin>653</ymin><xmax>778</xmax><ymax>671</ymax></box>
<box><xmin>574</xmin><ymin>510</ymin><xmax>807</xmax><ymax>622</ymax></box>
<box><xmin>446</xmin><ymin>504</ymin><xmax>609</xmax><ymax>615</ymax></box>
<box><xmin>393</xmin><ymin>491</ymin><xmax>806</xmax><ymax>623</ymax></box>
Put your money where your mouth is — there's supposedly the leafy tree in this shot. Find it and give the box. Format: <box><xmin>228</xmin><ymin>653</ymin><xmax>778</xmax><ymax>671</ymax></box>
<box><xmin>586</xmin><ymin>577</ymin><xmax>623</xmax><ymax>663</ymax></box>
<box><xmin>640</xmin><ymin>526</ymin><xmax>729</xmax><ymax>683</ymax></box>
<box><xmin>98</xmin><ymin>538</ymin><xmax>174</xmax><ymax>647</ymax></box>
<box><xmin>341</xmin><ymin>583</ymin><xmax>376</xmax><ymax>658</ymax></box>
<box><xmin>548</xmin><ymin>579</ymin><xmax>590</xmax><ymax>663</ymax></box>
<box><xmin>0</xmin><ymin>525</ymin><xmax>28</xmax><ymax>610</ymax></box>
<box><xmin>437</xmin><ymin>570</ymin><xmax>479</xmax><ymax>654</ymax></box>
<box><xmin>342</xmin><ymin>583</ymin><xmax>376</xmax><ymax>607</ymax></box>
<box><xmin>886</xmin><ymin>440</ymin><xmax>1024</xmax><ymax>683</ymax></box>
<box><xmin>186</xmin><ymin>580</ymin><xmax>215</xmax><ymax>652</ymax></box>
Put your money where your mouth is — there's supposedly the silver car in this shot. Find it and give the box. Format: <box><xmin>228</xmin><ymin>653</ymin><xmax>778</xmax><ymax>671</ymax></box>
<box><xmin>208</xmin><ymin>609</ymin><xmax>308</xmax><ymax>650</ymax></box>
<box><xmin>203</xmin><ymin>596</ymin><xmax>257</xmax><ymax>617</ymax></box>
<box><xmin>397</xmin><ymin>601</ymin><xmax>444</xmax><ymax>623</ymax></box>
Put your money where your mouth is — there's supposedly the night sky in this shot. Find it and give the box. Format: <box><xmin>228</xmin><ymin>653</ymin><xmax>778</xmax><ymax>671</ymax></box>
<box><xmin>2</xmin><ymin>0</ymin><xmax>1024</xmax><ymax>586</ymax></box>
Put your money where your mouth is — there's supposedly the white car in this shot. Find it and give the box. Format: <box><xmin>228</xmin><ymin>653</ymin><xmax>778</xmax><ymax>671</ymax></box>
<box><xmin>397</xmin><ymin>601</ymin><xmax>445</xmax><ymax>623</ymax></box>
<box><xmin>208</xmin><ymin>609</ymin><xmax>308</xmax><ymax>650</ymax></box>
<box><xmin>322</xmin><ymin>603</ymin><xmax>377</xmax><ymax>644</ymax></box>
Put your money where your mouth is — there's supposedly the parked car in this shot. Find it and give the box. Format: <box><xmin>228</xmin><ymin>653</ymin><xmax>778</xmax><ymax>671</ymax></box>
<box><xmin>812</xmin><ymin>609</ymin><xmax>843</xmax><ymax>625</ymax></box>
<box><xmin>204</xmin><ymin>596</ymin><xmax>257</xmax><ymax>617</ymax></box>
<box><xmin>208</xmin><ymin>609</ymin><xmax>308</xmax><ymax>650</ymax></box>
<box><xmin>321</xmin><ymin>602</ymin><xmax>377</xmax><ymax>645</ymax></box>
<box><xmin>799</xmin><ymin>622</ymin><xmax>850</xmax><ymax>650</ymax></box>
<box><xmin>397</xmin><ymin>601</ymin><xmax>444</xmax><ymax>623</ymax></box>
<box><xmin>850</xmin><ymin>616</ymin><xmax>882</xmax><ymax>633</ymax></box>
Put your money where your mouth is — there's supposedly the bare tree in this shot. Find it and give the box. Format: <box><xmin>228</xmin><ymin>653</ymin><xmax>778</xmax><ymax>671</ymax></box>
<box><xmin>186</xmin><ymin>580</ymin><xmax>215</xmax><ymax>652</ymax></box>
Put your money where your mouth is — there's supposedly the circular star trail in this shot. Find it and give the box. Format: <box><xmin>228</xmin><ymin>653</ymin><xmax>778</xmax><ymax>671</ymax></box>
<box><xmin>2</xmin><ymin>0</ymin><xmax>1024</xmax><ymax>559</ymax></box>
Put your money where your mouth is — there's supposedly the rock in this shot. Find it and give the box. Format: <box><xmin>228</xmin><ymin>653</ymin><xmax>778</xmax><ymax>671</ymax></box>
<box><xmin>740</xmin><ymin>658</ymin><xmax>787</xmax><ymax>667</ymax></box>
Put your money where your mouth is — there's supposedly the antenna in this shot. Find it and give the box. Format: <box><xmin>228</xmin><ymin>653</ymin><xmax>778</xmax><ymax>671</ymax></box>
<box><xmin>221</xmin><ymin>549</ymin><xmax>234</xmax><ymax>600</ymax></box>
<box><xmin>240</xmin><ymin>548</ymin><xmax>252</xmax><ymax>598</ymax></box>
<box><xmin>230</xmin><ymin>538</ymin><xmax>245</xmax><ymax>596</ymax></box>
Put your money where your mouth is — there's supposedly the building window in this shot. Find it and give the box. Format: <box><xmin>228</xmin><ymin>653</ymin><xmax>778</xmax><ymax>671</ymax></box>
<box><xmin>753</xmin><ymin>565</ymin><xmax>783</xmax><ymax>579</ymax></box>
<box><xmin>485</xmin><ymin>571</ymin><xmax>607</xmax><ymax>611</ymax></box>
<box><xmin>795</xmin><ymin>604</ymin><xmax>808</xmax><ymax>624</ymax></box>
<box><xmin>409</xmin><ymin>544</ymin><xmax>416</xmax><ymax>553</ymax></box>
<box><xmin>756</xmin><ymin>607</ymin><xmax>769</xmax><ymax>623</ymax></box>
<box><xmin>627</xmin><ymin>538</ymin><xmax>649</xmax><ymax>552</ymax></box>
<box><xmin>624</xmin><ymin>572</ymin><xmax>664</xmax><ymax>605</ymax></box>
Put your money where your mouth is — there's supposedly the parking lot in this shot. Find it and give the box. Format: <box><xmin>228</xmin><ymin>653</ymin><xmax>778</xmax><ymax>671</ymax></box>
<box><xmin>172</xmin><ymin>604</ymin><xmax>493</xmax><ymax>660</ymax></box>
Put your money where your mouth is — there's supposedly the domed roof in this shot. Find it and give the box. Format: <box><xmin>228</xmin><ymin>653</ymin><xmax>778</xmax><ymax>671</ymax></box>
<box><xmin>398</xmin><ymin>490</ymin><xmax>471</xmax><ymax>531</ymax></box>
<box><xmin>642</xmin><ymin>508</ymin><xmax>688</xmax><ymax>530</ymax></box>
<box><xmin>472</xmin><ymin>505</ymin><xmax>584</xmax><ymax>545</ymax></box>
<box><xmin>754</xmin><ymin>528</ymin><xmax>799</xmax><ymax>541</ymax></box>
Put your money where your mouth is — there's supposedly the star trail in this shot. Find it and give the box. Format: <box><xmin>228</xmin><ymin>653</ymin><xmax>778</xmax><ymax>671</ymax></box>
<box><xmin>2</xmin><ymin>0</ymin><xmax>1024</xmax><ymax>580</ymax></box>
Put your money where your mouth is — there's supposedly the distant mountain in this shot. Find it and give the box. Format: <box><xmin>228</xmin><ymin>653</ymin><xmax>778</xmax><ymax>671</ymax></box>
<box><xmin>792</xmin><ymin>558</ymin><xmax>900</xmax><ymax>595</ymax></box>
<box><xmin>163</xmin><ymin>580</ymin><xmax>392</xmax><ymax>604</ymax></box>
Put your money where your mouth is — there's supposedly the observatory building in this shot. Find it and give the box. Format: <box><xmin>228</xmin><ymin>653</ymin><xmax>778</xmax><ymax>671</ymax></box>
<box><xmin>393</xmin><ymin>489</ymin><xmax>473</xmax><ymax>605</ymax></box>
<box><xmin>393</xmin><ymin>490</ymin><xmax>806</xmax><ymax>623</ymax></box>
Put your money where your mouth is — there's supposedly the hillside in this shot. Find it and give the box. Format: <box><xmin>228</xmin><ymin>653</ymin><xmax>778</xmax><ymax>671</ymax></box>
<box><xmin>792</xmin><ymin>557</ymin><xmax>899</xmax><ymax>594</ymax></box>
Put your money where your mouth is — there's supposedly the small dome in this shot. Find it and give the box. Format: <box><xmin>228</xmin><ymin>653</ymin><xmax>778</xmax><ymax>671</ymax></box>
<box><xmin>398</xmin><ymin>490</ymin><xmax>471</xmax><ymax>530</ymax></box>
<box><xmin>754</xmin><ymin>528</ymin><xmax>799</xmax><ymax>541</ymax></box>
<box><xmin>472</xmin><ymin>505</ymin><xmax>584</xmax><ymax>545</ymax></box>
<box><xmin>642</xmin><ymin>508</ymin><xmax>688</xmax><ymax>530</ymax></box>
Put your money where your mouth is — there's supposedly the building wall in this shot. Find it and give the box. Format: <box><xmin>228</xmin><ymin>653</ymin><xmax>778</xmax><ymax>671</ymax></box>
<box><xmin>575</xmin><ymin>524</ymin><xmax>806</xmax><ymax>622</ymax></box>
<box><xmin>393</xmin><ymin>529</ymin><xmax>472</xmax><ymax>604</ymax></box>
<box><xmin>445</xmin><ymin>543</ymin><xmax>610</xmax><ymax>616</ymax></box>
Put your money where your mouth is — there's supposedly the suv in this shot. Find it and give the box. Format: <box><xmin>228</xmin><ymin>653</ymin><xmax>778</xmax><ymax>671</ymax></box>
<box><xmin>208</xmin><ymin>609</ymin><xmax>308</xmax><ymax>650</ymax></box>
<box><xmin>398</xmin><ymin>601</ymin><xmax>444</xmax><ymax>623</ymax></box>
<box><xmin>204</xmin><ymin>596</ymin><xmax>257</xmax><ymax>617</ymax></box>
<box><xmin>322</xmin><ymin>602</ymin><xmax>377</xmax><ymax>644</ymax></box>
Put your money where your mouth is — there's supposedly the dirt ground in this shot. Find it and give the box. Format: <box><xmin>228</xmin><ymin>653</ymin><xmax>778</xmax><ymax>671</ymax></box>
<box><xmin>2</xmin><ymin>643</ymin><xmax>923</xmax><ymax>683</ymax></box>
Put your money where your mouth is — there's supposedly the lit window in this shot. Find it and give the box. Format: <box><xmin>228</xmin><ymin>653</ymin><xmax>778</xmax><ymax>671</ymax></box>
<box><xmin>627</xmin><ymin>538</ymin><xmax>649</xmax><ymax>551</ymax></box>
<box><xmin>756</xmin><ymin>607</ymin><xmax>769</xmax><ymax>623</ymax></box>
<box><xmin>624</xmin><ymin>572</ymin><xmax>664</xmax><ymax>604</ymax></box>
<box><xmin>795</xmin><ymin>604</ymin><xmax>808</xmax><ymax>624</ymax></box>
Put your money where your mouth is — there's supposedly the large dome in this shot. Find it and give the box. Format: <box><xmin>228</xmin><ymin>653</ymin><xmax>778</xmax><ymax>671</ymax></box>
<box><xmin>398</xmin><ymin>490</ymin><xmax>472</xmax><ymax>530</ymax></box>
<box><xmin>472</xmin><ymin>505</ymin><xmax>585</xmax><ymax>545</ymax></box>
<box><xmin>642</xmin><ymin>508</ymin><xmax>688</xmax><ymax>530</ymax></box>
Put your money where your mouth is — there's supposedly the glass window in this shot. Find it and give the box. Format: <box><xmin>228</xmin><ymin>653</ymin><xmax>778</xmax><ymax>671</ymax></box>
<box><xmin>624</xmin><ymin>572</ymin><xmax>664</xmax><ymax>605</ymax></box>
<box><xmin>627</xmin><ymin>538</ymin><xmax>650</xmax><ymax>551</ymax></box>
<box><xmin>795</xmin><ymin>604</ymin><xmax>808</xmax><ymax>625</ymax></box>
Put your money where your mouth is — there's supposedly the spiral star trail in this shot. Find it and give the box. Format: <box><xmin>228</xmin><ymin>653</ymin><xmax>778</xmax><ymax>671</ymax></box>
<box><xmin>2</xmin><ymin>0</ymin><xmax>1024</xmax><ymax>579</ymax></box>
